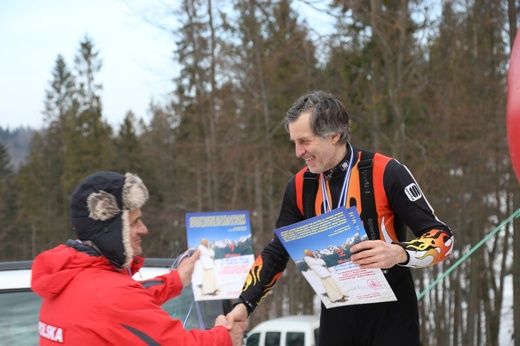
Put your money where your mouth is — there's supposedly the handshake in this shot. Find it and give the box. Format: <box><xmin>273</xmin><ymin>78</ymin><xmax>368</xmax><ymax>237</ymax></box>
<box><xmin>215</xmin><ymin>304</ymin><xmax>249</xmax><ymax>346</ymax></box>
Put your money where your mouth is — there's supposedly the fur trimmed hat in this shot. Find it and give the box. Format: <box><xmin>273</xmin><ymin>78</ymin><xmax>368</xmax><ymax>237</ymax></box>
<box><xmin>70</xmin><ymin>171</ymin><xmax>149</xmax><ymax>268</ymax></box>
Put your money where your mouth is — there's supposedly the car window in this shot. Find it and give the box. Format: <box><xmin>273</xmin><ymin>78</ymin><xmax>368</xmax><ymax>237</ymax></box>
<box><xmin>286</xmin><ymin>332</ymin><xmax>304</xmax><ymax>346</ymax></box>
<box><xmin>0</xmin><ymin>290</ymin><xmax>41</xmax><ymax>346</ymax></box>
<box><xmin>160</xmin><ymin>284</ymin><xmax>200</xmax><ymax>329</ymax></box>
<box><xmin>246</xmin><ymin>332</ymin><xmax>260</xmax><ymax>346</ymax></box>
<box><xmin>265</xmin><ymin>331</ymin><xmax>281</xmax><ymax>346</ymax></box>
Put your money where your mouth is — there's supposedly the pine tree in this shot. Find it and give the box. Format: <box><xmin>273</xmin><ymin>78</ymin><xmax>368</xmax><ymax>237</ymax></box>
<box><xmin>15</xmin><ymin>55</ymin><xmax>80</xmax><ymax>254</ymax></box>
<box><xmin>0</xmin><ymin>142</ymin><xmax>28</xmax><ymax>260</ymax></box>
<box><xmin>113</xmin><ymin>111</ymin><xmax>144</xmax><ymax>174</ymax></box>
<box><xmin>62</xmin><ymin>35</ymin><xmax>114</xmax><ymax>194</ymax></box>
<box><xmin>0</xmin><ymin>141</ymin><xmax>12</xmax><ymax>178</ymax></box>
<box><xmin>0</xmin><ymin>141</ymin><xmax>12</xmax><ymax>243</ymax></box>
<box><xmin>44</xmin><ymin>54</ymin><xmax>78</xmax><ymax>124</ymax></box>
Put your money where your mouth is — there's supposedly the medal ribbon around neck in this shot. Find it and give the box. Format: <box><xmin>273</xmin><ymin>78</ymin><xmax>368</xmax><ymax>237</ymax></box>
<box><xmin>320</xmin><ymin>143</ymin><xmax>354</xmax><ymax>213</ymax></box>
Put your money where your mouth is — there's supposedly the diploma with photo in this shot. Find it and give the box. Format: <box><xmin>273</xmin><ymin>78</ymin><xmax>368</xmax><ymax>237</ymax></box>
<box><xmin>186</xmin><ymin>210</ymin><xmax>254</xmax><ymax>301</ymax></box>
<box><xmin>274</xmin><ymin>206</ymin><xmax>397</xmax><ymax>309</ymax></box>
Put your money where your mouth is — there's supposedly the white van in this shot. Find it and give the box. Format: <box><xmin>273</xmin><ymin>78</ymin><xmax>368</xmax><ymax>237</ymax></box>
<box><xmin>245</xmin><ymin>315</ymin><xmax>319</xmax><ymax>346</ymax></box>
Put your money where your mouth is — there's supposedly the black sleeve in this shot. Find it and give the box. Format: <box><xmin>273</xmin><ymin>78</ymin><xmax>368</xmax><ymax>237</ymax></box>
<box><xmin>384</xmin><ymin>159</ymin><xmax>452</xmax><ymax>238</ymax></box>
<box><xmin>237</xmin><ymin>178</ymin><xmax>302</xmax><ymax>313</ymax></box>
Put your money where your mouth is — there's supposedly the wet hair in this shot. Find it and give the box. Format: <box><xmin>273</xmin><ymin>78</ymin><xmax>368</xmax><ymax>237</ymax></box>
<box><xmin>284</xmin><ymin>90</ymin><xmax>351</xmax><ymax>144</ymax></box>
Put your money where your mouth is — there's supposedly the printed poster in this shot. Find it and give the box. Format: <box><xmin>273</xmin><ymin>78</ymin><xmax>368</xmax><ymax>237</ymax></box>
<box><xmin>274</xmin><ymin>206</ymin><xmax>397</xmax><ymax>309</ymax></box>
<box><xmin>186</xmin><ymin>210</ymin><xmax>254</xmax><ymax>301</ymax></box>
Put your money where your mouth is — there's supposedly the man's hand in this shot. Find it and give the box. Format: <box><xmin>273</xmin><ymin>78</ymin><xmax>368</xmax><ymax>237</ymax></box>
<box><xmin>350</xmin><ymin>240</ymin><xmax>407</xmax><ymax>269</ymax></box>
<box><xmin>221</xmin><ymin>303</ymin><xmax>249</xmax><ymax>345</ymax></box>
<box><xmin>215</xmin><ymin>314</ymin><xmax>247</xmax><ymax>346</ymax></box>
<box><xmin>176</xmin><ymin>249</ymin><xmax>200</xmax><ymax>287</ymax></box>
<box><xmin>226</xmin><ymin>303</ymin><xmax>248</xmax><ymax>324</ymax></box>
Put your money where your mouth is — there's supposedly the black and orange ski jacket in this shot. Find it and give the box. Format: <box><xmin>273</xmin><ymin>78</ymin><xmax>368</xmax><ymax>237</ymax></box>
<box><xmin>237</xmin><ymin>145</ymin><xmax>453</xmax><ymax>345</ymax></box>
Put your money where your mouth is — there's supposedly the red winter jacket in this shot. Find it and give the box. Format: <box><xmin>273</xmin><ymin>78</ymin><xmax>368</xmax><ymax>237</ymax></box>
<box><xmin>31</xmin><ymin>245</ymin><xmax>231</xmax><ymax>345</ymax></box>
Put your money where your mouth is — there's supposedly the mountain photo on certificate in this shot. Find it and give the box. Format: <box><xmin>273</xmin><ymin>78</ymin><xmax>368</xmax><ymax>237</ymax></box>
<box><xmin>186</xmin><ymin>210</ymin><xmax>254</xmax><ymax>301</ymax></box>
<box><xmin>274</xmin><ymin>207</ymin><xmax>397</xmax><ymax>309</ymax></box>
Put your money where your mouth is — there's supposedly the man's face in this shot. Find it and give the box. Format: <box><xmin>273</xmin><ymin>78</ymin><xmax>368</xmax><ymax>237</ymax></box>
<box><xmin>129</xmin><ymin>208</ymin><xmax>148</xmax><ymax>256</ymax></box>
<box><xmin>288</xmin><ymin>111</ymin><xmax>340</xmax><ymax>174</ymax></box>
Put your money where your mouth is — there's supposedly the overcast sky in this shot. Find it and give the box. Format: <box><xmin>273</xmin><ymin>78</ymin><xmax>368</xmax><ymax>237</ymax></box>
<box><xmin>0</xmin><ymin>1</ymin><xmax>337</xmax><ymax>131</ymax></box>
<box><xmin>0</xmin><ymin>0</ymin><xmax>177</xmax><ymax>130</ymax></box>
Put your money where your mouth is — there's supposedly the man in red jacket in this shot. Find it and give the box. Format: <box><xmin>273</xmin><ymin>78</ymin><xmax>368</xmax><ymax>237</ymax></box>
<box><xmin>31</xmin><ymin>171</ymin><xmax>246</xmax><ymax>345</ymax></box>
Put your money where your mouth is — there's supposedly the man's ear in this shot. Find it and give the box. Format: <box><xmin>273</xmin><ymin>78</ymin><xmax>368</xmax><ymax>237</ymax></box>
<box><xmin>331</xmin><ymin>133</ymin><xmax>341</xmax><ymax>144</ymax></box>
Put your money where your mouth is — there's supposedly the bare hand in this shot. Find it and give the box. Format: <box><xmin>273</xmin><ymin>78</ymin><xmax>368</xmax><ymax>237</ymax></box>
<box><xmin>176</xmin><ymin>249</ymin><xmax>201</xmax><ymax>287</ymax></box>
<box><xmin>214</xmin><ymin>314</ymin><xmax>227</xmax><ymax>327</ymax></box>
<box><xmin>215</xmin><ymin>314</ymin><xmax>247</xmax><ymax>346</ymax></box>
<box><xmin>226</xmin><ymin>303</ymin><xmax>248</xmax><ymax>324</ymax></box>
<box><xmin>350</xmin><ymin>240</ymin><xmax>407</xmax><ymax>269</ymax></box>
<box><xmin>228</xmin><ymin>320</ymin><xmax>247</xmax><ymax>346</ymax></box>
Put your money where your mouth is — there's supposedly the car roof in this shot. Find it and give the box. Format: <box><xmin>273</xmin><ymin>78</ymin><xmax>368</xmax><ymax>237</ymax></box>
<box><xmin>0</xmin><ymin>258</ymin><xmax>175</xmax><ymax>290</ymax></box>
<box><xmin>0</xmin><ymin>261</ymin><xmax>33</xmax><ymax>290</ymax></box>
<box><xmin>248</xmin><ymin>315</ymin><xmax>320</xmax><ymax>333</ymax></box>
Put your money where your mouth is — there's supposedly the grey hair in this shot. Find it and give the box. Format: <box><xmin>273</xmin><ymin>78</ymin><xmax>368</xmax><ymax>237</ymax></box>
<box><xmin>284</xmin><ymin>90</ymin><xmax>351</xmax><ymax>144</ymax></box>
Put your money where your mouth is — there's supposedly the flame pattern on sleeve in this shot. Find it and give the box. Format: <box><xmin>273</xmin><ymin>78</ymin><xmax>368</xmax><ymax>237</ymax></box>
<box><xmin>242</xmin><ymin>255</ymin><xmax>263</xmax><ymax>291</ymax></box>
<box><xmin>398</xmin><ymin>229</ymin><xmax>453</xmax><ymax>268</ymax></box>
<box><xmin>241</xmin><ymin>254</ymin><xmax>285</xmax><ymax>306</ymax></box>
